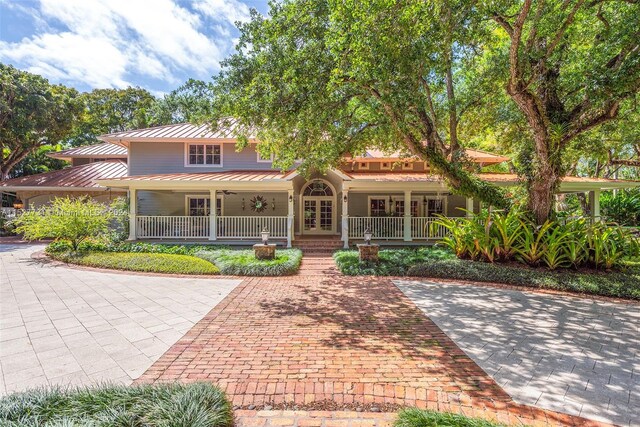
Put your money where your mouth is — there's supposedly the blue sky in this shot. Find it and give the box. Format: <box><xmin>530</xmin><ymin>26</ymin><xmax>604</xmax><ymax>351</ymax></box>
<box><xmin>0</xmin><ymin>0</ymin><xmax>269</xmax><ymax>95</ymax></box>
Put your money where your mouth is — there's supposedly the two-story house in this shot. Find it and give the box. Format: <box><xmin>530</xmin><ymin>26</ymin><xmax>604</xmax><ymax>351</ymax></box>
<box><xmin>2</xmin><ymin>122</ymin><xmax>639</xmax><ymax>248</ymax></box>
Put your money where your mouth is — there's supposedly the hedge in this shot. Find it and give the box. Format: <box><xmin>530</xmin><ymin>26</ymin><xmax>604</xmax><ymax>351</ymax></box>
<box><xmin>196</xmin><ymin>248</ymin><xmax>303</xmax><ymax>276</ymax></box>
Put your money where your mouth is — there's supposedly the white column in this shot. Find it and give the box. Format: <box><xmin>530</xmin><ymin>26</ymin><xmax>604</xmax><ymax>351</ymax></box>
<box><xmin>287</xmin><ymin>189</ymin><xmax>294</xmax><ymax>248</ymax></box>
<box><xmin>403</xmin><ymin>190</ymin><xmax>412</xmax><ymax>241</ymax></box>
<box><xmin>589</xmin><ymin>189</ymin><xmax>601</xmax><ymax>221</ymax></box>
<box><xmin>209</xmin><ymin>189</ymin><xmax>217</xmax><ymax>241</ymax></box>
<box><xmin>128</xmin><ymin>188</ymin><xmax>137</xmax><ymax>241</ymax></box>
<box><xmin>465</xmin><ymin>197</ymin><xmax>474</xmax><ymax>217</ymax></box>
<box><xmin>341</xmin><ymin>190</ymin><xmax>349</xmax><ymax>248</ymax></box>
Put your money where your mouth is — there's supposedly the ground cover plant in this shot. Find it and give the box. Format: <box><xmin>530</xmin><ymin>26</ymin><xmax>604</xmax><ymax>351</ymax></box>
<box><xmin>48</xmin><ymin>250</ymin><xmax>220</xmax><ymax>275</ymax></box>
<box><xmin>0</xmin><ymin>382</ymin><xmax>232</xmax><ymax>427</ymax></box>
<box><xmin>395</xmin><ymin>408</ymin><xmax>505</xmax><ymax>427</ymax></box>
<box><xmin>334</xmin><ymin>247</ymin><xmax>454</xmax><ymax>276</ymax></box>
<box><xmin>46</xmin><ymin>238</ymin><xmax>225</xmax><ymax>256</ymax></box>
<box><xmin>196</xmin><ymin>248</ymin><xmax>302</xmax><ymax>276</ymax></box>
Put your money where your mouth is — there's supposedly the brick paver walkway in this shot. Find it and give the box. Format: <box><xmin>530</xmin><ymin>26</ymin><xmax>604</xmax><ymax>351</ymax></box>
<box><xmin>138</xmin><ymin>262</ymin><xmax>607</xmax><ymax>426</ymax></box>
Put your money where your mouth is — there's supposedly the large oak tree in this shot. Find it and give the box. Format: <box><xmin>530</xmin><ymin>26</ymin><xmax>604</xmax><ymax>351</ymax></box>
<box><xmin>490</xmin><ymin>0</ymin><xmax>640</xmax><ymax>222</ymax></box>
<box><xmin>211</xmin><ymin>0</ymin><xmax>510</xmax><ymax>208</ymax></box>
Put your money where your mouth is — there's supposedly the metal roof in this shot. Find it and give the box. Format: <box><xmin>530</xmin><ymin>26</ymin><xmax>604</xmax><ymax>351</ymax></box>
<box><xmin>99</xmin><ymin>170</ymin><xmax>288</xmax><ymax>182</ymax></box>
<box><xmin>99</xmin><ymin>120</ymin><xmax>256</xmax><ymax>143</ymax></box>
<box><xmin>48</xmin><ymin>143</ymin><xmax>127</xmax><ymax>160</ymax></box>
<box><xmin>0</xmin><ymin>160</ymin><xmax>127</xmax><ymax>190</ymax></box>
<box><xmin>351</xmin><ymin>148</ymin><xmax>510</xmax><ymax>164</ymax></box>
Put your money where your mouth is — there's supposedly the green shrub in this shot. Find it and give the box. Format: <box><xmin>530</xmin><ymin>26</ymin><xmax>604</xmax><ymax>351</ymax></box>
<box><xmin>196</xmin><ymin>248</ymin><xmax>302</xmax><ymax>275</ymax></box>
<box><xmin>50</xmin><ymin>251</ymin><xmax>220</xmax><ymax>275</ymax></box>
<box><xmin>396</xmin><ymin>408</ymin><xmax>505</xmax><ymax>427</ymax></box>
<box><xmin>46</xmin><ymin>239</ymin><xmax>225</xmax><ymax>256</ymax></box>
<box><xmin>334</xmin><ymin>247</ymin><xmax>454</xmax><ymax>276</ymax></box>
<box><xmin>432</xmin><ymin>210</ymin><xmax>640</xmax><ymax>270</ymax></box>
<box><xmin>0</xmin><ymin>382</ymin><xmax>232</xmax><ymax>426</ymax></box>
<box><xmin>407</xmin><ymin>259</ymin><xmax>640</xmax><ymax>300</ymax></box>
<box><xmin>12</xmin><ymin>197</ymin><xmax>113</xmax><ymax>250</ymax></box>
<box><xmin>601</xmin><ymin>189</ymin><xmax>640</xmax><ymax>226</ymax></box>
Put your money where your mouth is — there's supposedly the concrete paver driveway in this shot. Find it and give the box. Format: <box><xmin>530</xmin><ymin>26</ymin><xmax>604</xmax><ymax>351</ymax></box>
<box><xmin>0</xmin><ymin>243</ymin><xmax>240</xmax><ymax>395</ymax></box>
<box><xmin>396</xmin><ymin>279</ymin><xmax>640</xmax><ymax>427</ymax></box>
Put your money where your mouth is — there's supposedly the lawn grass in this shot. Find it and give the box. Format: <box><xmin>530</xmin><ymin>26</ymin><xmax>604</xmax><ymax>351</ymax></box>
<box><xmin>333</xmin><ymin>247</ymin><xmax>455</xmax><ymax>276</ymax></box>
<box><xmin>408</xmin><ymin>259</ymin><xmax>640</xmax><ymax>300</ymax></box>
<box><xmin>0</xmin><ymin>382</ymin><xmax>232</xmax><ymax>426</ymax></box>
<box><xmin>196</xmin><ymin>248</ymin><xmax>303</xmax><ymax>276</ymax></box>
<box><xmin>50</xmin><ymin>251</ymin><xmax>220</xmax><ymax>275</ymax></box>
<box><xmin>395</xmin><ymin>408</ymin><xmax>505</xmax><ymax>427</ymax></box>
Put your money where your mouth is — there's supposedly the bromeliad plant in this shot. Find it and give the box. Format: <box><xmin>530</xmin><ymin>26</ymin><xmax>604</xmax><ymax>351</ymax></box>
<box><xmin>432</xmin><ymin>210</ymin><xmax>639</xmax><ymax>270</ymax></box>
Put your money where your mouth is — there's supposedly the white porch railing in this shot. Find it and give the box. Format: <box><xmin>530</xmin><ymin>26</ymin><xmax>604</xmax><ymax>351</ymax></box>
<box><xmin>411</xmin><ymin>217</ymin><xmax>448</xmax><ymax>240</ymax></box>
<box><xmin>217</xmin><ymin>216</ymin><xmax>288</xmax><ymax>239</ymax></box>
<box><xmin>349</xmin><ymin>217</ymin><xmax>404</xmax><ymax>239</ymax></box>
<box><xmin>136</xmin><ymin>216</ymin><xmax>209</xmax><ymax>239</ymax></box>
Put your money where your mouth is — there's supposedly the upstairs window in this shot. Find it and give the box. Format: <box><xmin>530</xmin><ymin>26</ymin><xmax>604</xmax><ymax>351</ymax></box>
<box><xmin>257</xmin><ymin>151</ymin><xmax>274</xmax><ymax>162</ymax></box>
<box><xmin>186</xmin><ymin>144</ymin><xmax>222</xmax><ymax>166</ymax></box>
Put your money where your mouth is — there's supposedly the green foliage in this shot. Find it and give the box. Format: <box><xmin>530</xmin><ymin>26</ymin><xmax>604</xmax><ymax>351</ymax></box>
<box><xmin>0</xmin><ymin>63</ymin><xmax>82</xmax><ymax>179</ymax></box>
<box><xmin>13</xmin><ymin>197</ymin><xmax>113</xmax><ymax>251</ymax></box>
<box><xmin>45</xmin><ymin>239</ymin><xmax>225</xmax><ymax>256</ymax></box>
<box><xmin>433</xmin><ymin>211</ymin><xmax>640</xmax><ymax>270</ymax></box>
<box><xmin>212</xmin><ymin>0</ymin><xmax>509</xmax><ymax>207</ymax></box>
<box><xmin>333</xmin><ymin>247</ymin><xmax>455</xmax><ymax>276</ymax></box>
<box><xmin>50</xmin><ymin>251</ymin><xmax>220</xmax><ymax>275</ymax></box>
<box><xmin>196</xmin><ymin>248</ymin><xmax>303</xmax><ymax>276</ymax></box>
<box><xmin>152</xmin><ymin>79</ymin><xmax>216</xmax><ymax>124</ymax></box>
<box><xmin>407</xmin><ymin>259</ymin><xmax>640</xmax><ymax>300</ymax></box>
<box><xmin>601</xmin><ymin>189</ymin><xmax>640</xmax><ymax>226</ymax></box>
<box><xmin>396</xmin><ymin>407</ymin><xmax>505</xmax><ymax>427</ymax></box>
<box><xmin>0</xmin><ymin>382</ymin><xmax>232</xmax><ymax>427</ymax></box>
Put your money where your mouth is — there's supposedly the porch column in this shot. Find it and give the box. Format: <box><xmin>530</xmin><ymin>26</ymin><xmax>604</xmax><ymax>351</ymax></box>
<box><xmin>341</xmin><ymin>190</ymin><xmax>349</xmax><ymax>248</ymax></box>
<box><xmin>209</xmin><ymin>189</ymin><xmax>217</xmax><ymax>241</ymax></box>
<box><xmin>403</xmin><ymin>190</ymin><xmax>412</xmax><ymax>241</ymax></box>
<box><xmin>465</xmin><ymin>197</ymin><xmax>474</xmax><ymax>217</ymax></box>
<box><xmin>128</xmin><ymin>188</ymin><xmax>137</xmax><ymax>241</ymax></box>
<box><xmin>589</xmin><ymin>189</ymin><xmax>601</xmax><ymax>221</ymax></box>
<box><xmin>287</xmin><ymin>189</ymin><xmax>294</xmax><ymax>248</ymax></box>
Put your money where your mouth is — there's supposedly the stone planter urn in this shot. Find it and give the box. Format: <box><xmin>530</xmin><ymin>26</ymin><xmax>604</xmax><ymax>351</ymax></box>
<box><xmin>253</xmin><ymin>243</ymin><xmax>276</xmax><ymax>260</ymax></box>
<box><xmin>357</xmin><ymin>243</ymin><xmax>379</xmax><ymax>262</ymax></box>
<box><xmin>254</xmin><ymin>227</ymin><xmax>276</xmax><ymax>260</ymax></box>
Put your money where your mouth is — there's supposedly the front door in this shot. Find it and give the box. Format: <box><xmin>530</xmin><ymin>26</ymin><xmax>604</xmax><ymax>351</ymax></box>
<box><xmin>301</xmin><ymin>179</ymin><xmax>336</xmax><ymax>235</ymax></box>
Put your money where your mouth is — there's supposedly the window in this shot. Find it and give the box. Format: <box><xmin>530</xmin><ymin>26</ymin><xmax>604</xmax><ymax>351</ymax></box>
<box><xmin>380</xmin><ymin>162</ymin><xmax>391</xmax><ymax>170</ymax></box>
<box><xmin>303</xmin><ymin>180</ymin><xmax>333</xmax><ymax>196</ymax></box>
<box><xmin>393</xmin><ymin>199</ymin><xmax>420</xmax><ymax>217</ymax></box>
<box><xmin>358</xmin><ymin>162</ymin><xmax>369</xmax><ymax>170</ymax></box>
<box><xmin>402</xmin><ymin>162</ymin><xmax>413</xmax><ymax>171</ymax></box>
<box><xmin>186</xmin><ymin>144</ymin><xmax>222</xmax><ymax>166</ymax></box>
<box><xmin>186</xmin><ymin>196</ymin><xmax>223</xmax><ymax>216</ymax></box>
<box><xmin>369</xmin><ymin>197</ymin><xmax>387</xmax><ymax>216</ymax></box>
<box><xmin>256</xmin><ymin>150</ymin><xmax>274</xmax><ymax>163</ymax></box>
<box><xmin>425</xmin><ymin>198</ymin><xmax>444</xmax><ymax>217</ymax></box>
<box><xmin>91</xmin><ymin>158</ymin><xmax>106</xmax><ymax>163</ymax></box>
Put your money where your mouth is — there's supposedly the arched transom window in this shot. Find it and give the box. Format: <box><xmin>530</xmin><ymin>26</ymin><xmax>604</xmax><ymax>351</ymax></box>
<box><xmin>303</xmin><ymin>180</ymin><xmax>333</xmax><ymax>197</ymax></box>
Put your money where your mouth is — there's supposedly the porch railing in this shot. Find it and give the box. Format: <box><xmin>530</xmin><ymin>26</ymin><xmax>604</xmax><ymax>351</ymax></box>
<box><xmin>411</xmin><ymin>217</ymin><xmax>448</xmax><ymax>239</ymax></box>
<box><xmin>136</xmin><ymin>215</ymin><xmax>209</xmax><ymax>239</ymax></box>
<box><xmin>349</xmin><ymin>216</ymin><xmax>404</xmax><ymax>239</ymax></box>
<box><xmin>217</xmin><ymin>216</ymin><xmax>288</xmax><ymax>239</ymax></box>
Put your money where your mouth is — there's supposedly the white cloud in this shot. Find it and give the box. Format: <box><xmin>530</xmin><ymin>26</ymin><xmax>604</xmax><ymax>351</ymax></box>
<box><xmin>0</xmin><ymin>0</ymin><xmax>248</xmax><ymax>90</ymax></box>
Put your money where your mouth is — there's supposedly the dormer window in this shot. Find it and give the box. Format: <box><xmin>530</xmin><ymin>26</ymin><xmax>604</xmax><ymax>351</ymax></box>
<box><xmin>186</xmin><ymin>143</ymin><xmax>222</xmax><ymax>167</ymax></box>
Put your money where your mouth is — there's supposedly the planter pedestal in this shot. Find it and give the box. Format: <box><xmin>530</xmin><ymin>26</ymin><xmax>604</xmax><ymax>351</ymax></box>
<box><xmin>357</xmin><ymin>243</ymin><xmax>379</xmax><ymax>262</ymax></box>
<box><xmin>253</xmin><ymin>243</ymin><xmax>276</xmax><ymax>260</ymax></box>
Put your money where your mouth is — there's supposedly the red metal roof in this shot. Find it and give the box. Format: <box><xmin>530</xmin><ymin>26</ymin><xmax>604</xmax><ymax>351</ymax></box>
<box><xmin>99</xmin><ymin>120</ymin><xmax>256</xmax><ymax>142</ymax></box>
<box><xmin>100</xmin><ymin>170</ymin><xmax>287</xmax><ymax>182</ymax></box>
<box><xmin>0</xmin><ymin>160</ymin><xmax>127</xmax><ymax>189</ymax></box>
<box><xmin>48</xmin><ymin>143</ymin><xmax>127</xmax><ymax>160</ymax></box>
<box><xmin>350</xmin><ymin>148</ymin><xmax>510</xmax><ymax>164</ymax></box>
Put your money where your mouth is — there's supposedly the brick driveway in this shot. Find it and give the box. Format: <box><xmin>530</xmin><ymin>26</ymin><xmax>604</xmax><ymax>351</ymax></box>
<box><xmin>0</xmin><ymin>243</ymin><xmax>240</xmax><ymax>395</ymax></box>
<box><xmin>396</xmin><ymin>279</ymin><xmax>640</xmax><ymax>427</ymax></box>
<box><xmin>139</xmin><ymin>271</ymin><xmax>603</xmax><ymax>426</ymax></box>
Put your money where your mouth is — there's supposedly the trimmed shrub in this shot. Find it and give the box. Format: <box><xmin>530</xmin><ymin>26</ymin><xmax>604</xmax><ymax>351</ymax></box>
<box><xmin>0</xmin><ymin>382</ymin><xmax>232</xmax><ymax>426</ymax></box>
<box><xmin>396</xmin><ymin>408</ymin><xmax>505</xmax><ymax>427</ymax></box>
<box><xmin>407</xmin><ymin>259</ymin><xmax>640</xmax><ymax>300</ymax></box>
<box><xmin>334</xmin><ymin>247</ymin><xmax>454</xmax><ymax>276</ymax></box>
<box><xmin>50</xmin><ymin>251</ymin><xmax>220</xmax><ymax>275</ymax></box>
<box><xmin>46</xmin><ymin>239</ymin><xmax>225</xmax><ymax>256</ymax></box>
<box><xmin>196</xmin><ymin>248</ymin><xmax>302</xmax><ymax>276</ymax></box>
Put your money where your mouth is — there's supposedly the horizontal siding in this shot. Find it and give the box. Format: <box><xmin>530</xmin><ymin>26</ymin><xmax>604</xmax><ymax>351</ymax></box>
<box><xmin>129</xmin><ymin>142</ymin><xmax>276</xmax><ymax>175</ymax></box>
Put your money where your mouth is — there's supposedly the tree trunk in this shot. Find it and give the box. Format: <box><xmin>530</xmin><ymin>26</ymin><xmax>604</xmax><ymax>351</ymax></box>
<box><xmin>528</xmin><ymin>173</ymin><xmax>558</xmax><ymax>224</ymax></box>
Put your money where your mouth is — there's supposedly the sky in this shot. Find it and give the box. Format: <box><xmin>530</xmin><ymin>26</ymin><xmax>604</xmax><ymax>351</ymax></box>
<box><xmin>0</xmin><ymin>0</ymin><xmax>269</xmax><ymax>96</ymax></box>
